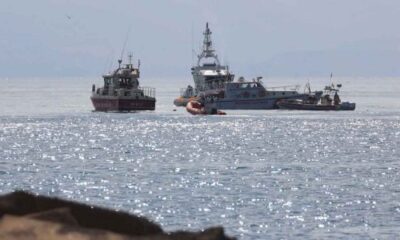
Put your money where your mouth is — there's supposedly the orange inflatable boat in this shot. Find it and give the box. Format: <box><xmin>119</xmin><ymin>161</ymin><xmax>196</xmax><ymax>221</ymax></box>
<box><xmin>186</xmin><ymin>101</ymin><xmax>226</xmax><ymax>115</ymax></box>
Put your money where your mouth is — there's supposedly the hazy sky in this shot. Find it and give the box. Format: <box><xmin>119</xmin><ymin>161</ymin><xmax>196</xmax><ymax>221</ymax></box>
<box><xmin>1</xmin><ymin>0</ymin><xmax>400</xmax><ymax>78</ymax></box>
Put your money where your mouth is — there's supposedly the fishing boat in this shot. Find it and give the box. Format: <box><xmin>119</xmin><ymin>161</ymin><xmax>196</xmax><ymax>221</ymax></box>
<box><xmin>91</xmin><ymin>54</ymin><xmax>156</xmax><ymax>112</ymax></box>
<box><xmin>276</xmin><ymin>84</ymin><xmax>356</xmax><ymax>111</ymax></box>
<box><xmin>174</xmin><ymin>23</ymin><xmax>234</xmax><ymax>106</ymax></box>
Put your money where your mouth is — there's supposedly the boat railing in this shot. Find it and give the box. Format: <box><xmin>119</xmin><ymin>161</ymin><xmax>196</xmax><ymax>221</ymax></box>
<box><xmin>139</xmin><ymin>87</ymin><xmax>156</xmax><ymax>98</ymax></box>
<box><xmin>265</xmin><ymin>85</ymin><xmax>300</xmax><ymax>91</ymax></box>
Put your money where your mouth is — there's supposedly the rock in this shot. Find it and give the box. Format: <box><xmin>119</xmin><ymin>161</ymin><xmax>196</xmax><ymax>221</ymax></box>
<box><xmin>26</xmin><ymin>207</ymin><xmax>79</xmax><ymax>226</ymax></box>
<box><xmin>0</xmin><ymin>215</ymin><xmax>129</xmax><ymax>240</ymax></box>
<box><xmin>0</xmin><ymin>191</ymin><xmax>235</xmax><ymax>240</ymax></box>
<box><xmin>0</xmin><ymin>191</ymin><xmax>163</xmax><ymax>236</ymax></box>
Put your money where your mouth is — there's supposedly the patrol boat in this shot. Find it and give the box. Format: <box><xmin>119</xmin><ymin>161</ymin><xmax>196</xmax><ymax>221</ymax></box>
<box><xmin>91</xmin><ymin>54</ymin><xmax>156</xmax><ymax>112</ymax></box>
<box><xmin>201</xmin><ymin>77</ymin><xmax>310</xmax><ymax>110</ymax></box>
<box><xmin>173</xmin><ymin>23</ymin><xmax>234</xmax><ymax>106</ymax></box>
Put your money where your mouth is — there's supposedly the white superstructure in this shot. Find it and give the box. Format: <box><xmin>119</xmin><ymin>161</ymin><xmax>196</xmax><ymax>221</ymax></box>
<box><xmin>191</xmin><ymin>23</ymin><xmax>234</xmax><ymax>94</ymax></box>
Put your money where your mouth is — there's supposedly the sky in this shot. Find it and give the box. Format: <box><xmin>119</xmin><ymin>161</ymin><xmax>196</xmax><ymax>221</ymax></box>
<box><xmin>1</xmin><ymin>0</ymin><xmax>400</xmax><ymax>78</ymax></box>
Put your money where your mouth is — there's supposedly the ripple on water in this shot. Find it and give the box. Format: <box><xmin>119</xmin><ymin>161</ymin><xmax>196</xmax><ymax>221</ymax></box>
<box><xmin>0</xmin><ymin>113</ymin><xmax>399</xmax><ymax>239</ymax></box>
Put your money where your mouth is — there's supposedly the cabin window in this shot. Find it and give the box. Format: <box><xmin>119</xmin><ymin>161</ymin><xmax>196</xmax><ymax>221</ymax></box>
<box><xmin>104</xmin><ymin>79</ymin><xmax>111</xmax><ymax>87</ymax></box>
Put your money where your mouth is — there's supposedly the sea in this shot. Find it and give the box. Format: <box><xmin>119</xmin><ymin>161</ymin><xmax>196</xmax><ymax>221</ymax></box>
<box><xmin>0</xmin><ymin>77</ymin><xmax>399</xmax><ymax>239</ymax></box>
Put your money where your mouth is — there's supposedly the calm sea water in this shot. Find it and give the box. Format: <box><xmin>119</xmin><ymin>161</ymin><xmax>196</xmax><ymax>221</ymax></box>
<box><xmin>0</xmin><ymin>77</ymin><xmax>399</xmax><ymax>239</ymax></box>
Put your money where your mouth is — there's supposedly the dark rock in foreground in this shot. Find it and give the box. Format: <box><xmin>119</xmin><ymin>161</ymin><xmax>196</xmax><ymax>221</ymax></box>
<box><xmin>0</xmin><ymin>191</ymin><xmax>235</xmax><ymax>240</ymax></box>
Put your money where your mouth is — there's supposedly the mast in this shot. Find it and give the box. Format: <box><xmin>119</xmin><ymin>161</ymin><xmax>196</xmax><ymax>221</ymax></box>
<box><xmin>128</xmin><ymin>52</ymin><xmax>133</xmax><ymax>65</ymax></box>
<box><xmin>197</xmin><ymin>22</ymin><xmax>220</xmax><ymax>66</ymax></box>
<box><xmin>127</xmin><ymin>52</ymin><xmax>134</xmax><ymax>69</ymax></box>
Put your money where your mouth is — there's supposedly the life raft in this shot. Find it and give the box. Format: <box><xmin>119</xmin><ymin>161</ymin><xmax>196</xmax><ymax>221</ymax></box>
<box><xmin>186</xmin><ymin>100</ymin><xmax>226</xmax><ymax>115</ymax></box>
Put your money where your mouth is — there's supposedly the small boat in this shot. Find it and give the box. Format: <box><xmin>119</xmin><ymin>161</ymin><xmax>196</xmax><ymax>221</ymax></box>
<box><xmin>276</xmin><ymin>84</ymin><xmax>356</xmax><ymax>111</ymax></box>
<box><xmin>339</xmin><ymin>101</ymin><xmax>356</xmax><ymax>110</ymax></box>
<box><xmin>186</xmin><ymin>100</ymin><xmax>226</xmax><ymax>115</ymax></box>
<box><xmin>277</xmin><ymin>99</ymin><xmax>355</xmax><ymax>111</ymax></box>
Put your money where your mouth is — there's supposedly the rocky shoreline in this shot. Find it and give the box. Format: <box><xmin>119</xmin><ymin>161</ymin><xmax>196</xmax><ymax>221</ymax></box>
<box><xmin>0</xmin><ymin>191</ymin><xmax>235</xmax><ymax>240</ymax></box>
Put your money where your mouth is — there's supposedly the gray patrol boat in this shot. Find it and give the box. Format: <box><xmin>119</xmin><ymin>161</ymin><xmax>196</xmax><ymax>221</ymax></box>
<box><xmin>202</xmin><ymin>77</ymin><xmax>310</xmax><ymax>110</ymax></box>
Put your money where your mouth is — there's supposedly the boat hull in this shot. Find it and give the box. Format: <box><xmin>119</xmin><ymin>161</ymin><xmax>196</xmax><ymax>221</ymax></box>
<box><xmin>91</xmin><ymin>97</ymin><xmax>156</xmax><ymax>111</ymax></box>
<box><xmin>277</xmin><ymin>102</ymin><xmax>356</xmax><ymax>111</ymax></box>
<box><xmin>215</xmin><ymin>95</ymin><xmax>307</xmax><ymax>110</ymax></box>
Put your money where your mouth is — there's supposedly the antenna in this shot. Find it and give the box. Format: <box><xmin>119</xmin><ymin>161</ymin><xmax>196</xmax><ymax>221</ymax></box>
<box><xmin>197</xmin><ymin>22</ymin><xmax>220</xmax><ymax>66</ymax></box>
<box><xmin>304</xmin><ymin>80</ymin><xmax>311</xmax><ymax>93</ymax></box>
<box><xmin>128</xmin><ymin>52</ymin><xmax>133</xmax><ymax>64</ymax></box>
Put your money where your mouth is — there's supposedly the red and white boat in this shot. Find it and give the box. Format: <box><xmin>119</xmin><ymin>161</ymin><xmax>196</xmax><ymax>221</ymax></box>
<box><xmin>91</xmin><ymin>54</ymin><xmax>156</xmax><ymax>112</ymax></box>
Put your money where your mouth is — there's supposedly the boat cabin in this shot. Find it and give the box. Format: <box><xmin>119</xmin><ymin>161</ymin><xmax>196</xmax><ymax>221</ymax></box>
<box><xmin>102</xmin><ymin>61</ymin><xmax>139</xmax><ymax>90</ymax></box>
<box><xmin>224</xmin><ymin>80</ymin><xmax>300</xmax><ymax>100</ymax></box>
<box><xmin>92</xmin><ymin>56</ymin><xmax>155</xmax><ymax>99</ymax></box>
